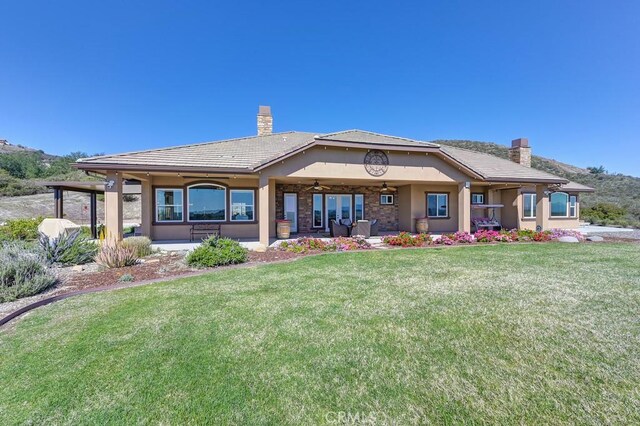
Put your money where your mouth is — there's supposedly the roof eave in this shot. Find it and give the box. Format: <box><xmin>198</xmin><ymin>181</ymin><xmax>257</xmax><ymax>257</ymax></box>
<box><xmin>315</xmin><ymin>139</ymin><xmax>440</xmax><ymax>151</ymax></box>
<box><xmin>485</xmin><ymin>177</ymin><xmax>570</xmax><ymax>184</ymax></box>
<box><xmin>74</xmin><ymin>162</ymin><xmax>255</xmax><ymax>174</ymax></box>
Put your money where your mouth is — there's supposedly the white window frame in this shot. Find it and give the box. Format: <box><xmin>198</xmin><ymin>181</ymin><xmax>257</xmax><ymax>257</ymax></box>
<box><xmin>569</xmin><ymin>195</ymin><xmax>577</xmax><ymax>218</ymax></box>
<box><xmin>427</xmin><ymin>193</ymin><xmax>449</xmax><ymax>218</ymax></box>
<box><xmin>355</xmin><ymin>194</ymin><xmax>364</xmax><ymax>220</ymax></box>
<box><xmin>523</xmin><ymin>193</ymin><xmax>537</xmax><ymax>219</ymax></box>
<box><xmin>312</xmin><ymin>193</ymin><xmax>323</xmax><ymax>228</ymax></box>
<box><xmin>380</xmin><ymin>194</ymin><xmax>394</xmax><ymax>205</ymax></box>
<box><xmin>471</xmin><ymin>193</ymin><xmax>484</xmax><ymax>205</ymax></box>
<box><xmin>230</xmin><ymin>189</ymin><xmax>254</xmax><ymax>222</ymax></box>
<box><xmin>187</xmin><ymin>184</ymin><xmax>227</xmax><ymax>222</ymax></box>
<box><xmin>155</xmin><ymin>188</ymin><xmax>184</xmax><ymax>223</ymax></box>
<box><xmin>549</xmin><ymin>192</ymin><xmax>570</xmax><ymax>218</ymax></box>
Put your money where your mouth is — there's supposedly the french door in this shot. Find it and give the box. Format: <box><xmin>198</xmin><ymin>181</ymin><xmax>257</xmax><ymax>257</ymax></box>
<box><xmin>284</xmin><ymin>193</ymin><xmax>298</xmax><ymax>233</ymax></box>
<box><xmin>325</xmin><ymin>194</ymin><xmax>352</xmax><ymax>231</ymax></box>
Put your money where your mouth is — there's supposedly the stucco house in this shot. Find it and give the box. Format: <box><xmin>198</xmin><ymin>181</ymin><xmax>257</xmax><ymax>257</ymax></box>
<box><xmin>75</xmin><ymin>106</ymin><xmax>593</xmax><ymax>247</ymax></box>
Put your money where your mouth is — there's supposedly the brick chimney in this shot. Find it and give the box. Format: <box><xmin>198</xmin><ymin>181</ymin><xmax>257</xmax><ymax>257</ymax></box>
<box><xmin>509</xmin><ymin>138</ymin><xmax>531</xmax><ymax>167</ymax></box>
<box><xmin>257</xmin><ymin>106</ymin><xmax>273</xmax><ymax>136</ymax></box>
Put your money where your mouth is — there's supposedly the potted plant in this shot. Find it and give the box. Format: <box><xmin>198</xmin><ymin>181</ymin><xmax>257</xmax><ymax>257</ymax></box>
<box><xmin>415</xmin><ymin>217</ymin><xmax>429</xmax><ymax>234</ymax></box>
<box><xmin>276</xmin><ymin>219</ymin><xmax>291</xmax><ymax>239</ymax></box>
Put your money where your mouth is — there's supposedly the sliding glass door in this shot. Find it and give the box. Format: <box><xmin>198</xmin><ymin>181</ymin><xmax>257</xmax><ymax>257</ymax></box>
<box><xmin>325</xmin><ymin>194</ymin><xmax>352</xmax><ymax>231</ymax></box>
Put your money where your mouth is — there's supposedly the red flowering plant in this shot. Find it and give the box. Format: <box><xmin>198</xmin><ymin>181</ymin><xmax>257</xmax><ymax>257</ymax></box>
<box><xmin>383</xmin><ymin>232</ymin><xmax>431</xmax><ymax>247</ymax></box>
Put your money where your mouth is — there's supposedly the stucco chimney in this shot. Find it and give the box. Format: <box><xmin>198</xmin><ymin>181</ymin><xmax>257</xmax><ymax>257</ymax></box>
<box><xmin>509</xmin><ymin>138</ymin><xmax>531</xmax><ymax>167</ymax></box>
<box><xmin>257</xmin><ymin>106</ymin><xmax>273</xmax><ymax>136</ymax></box>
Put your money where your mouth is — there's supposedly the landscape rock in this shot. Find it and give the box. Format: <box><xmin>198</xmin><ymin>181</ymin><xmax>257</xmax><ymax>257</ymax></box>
<box><xmin>586</xmin><ymin>235</ymin><xmax>604</xmax><ymax>242</ymax></box>
<box><xmin>558</xmin><ymin>236</ymin><xmax>580</xmax><ymax>243</ymax></box>
<box><xmin>71</xmin><ymin>265</ymin><xmax>85</xmax><ymax>272</ymax></box>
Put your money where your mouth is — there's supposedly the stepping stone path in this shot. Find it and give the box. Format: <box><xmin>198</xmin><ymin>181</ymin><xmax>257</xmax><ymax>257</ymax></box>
<box><xmin>586</xmin><ymin>235</ymin><xmax>604</xmax><ymax>242</ymax></box>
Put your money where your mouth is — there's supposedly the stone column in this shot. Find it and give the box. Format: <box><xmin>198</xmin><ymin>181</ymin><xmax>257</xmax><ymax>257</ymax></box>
<box><xmin>104</xmin><ymin>171</ymin><xmax>123</xmax><ymax>241</ymax></box>
<box><xmin>139</xmin><ymin>177</ymin><xmax>153</xmax><ymax>238</ymax></box>
<box><xmin>258</xmin><ymin>174</ymin><xmax>274</xmax><ymax>249</ymax></box>
<box><xmin>458</xmin><ymin>182</ymin><xmax>471</xmax><ymax>233</ymax></box>
<box><xmin>535</xmin><ymin>185</ymin><xmax>549</xmax><ymax>231</ymax></box>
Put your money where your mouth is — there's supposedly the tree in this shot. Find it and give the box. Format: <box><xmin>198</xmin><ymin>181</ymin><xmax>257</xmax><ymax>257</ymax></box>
<box><xmin>587</xmin><ymin>165</ymin><xmax>607</xmax><ymax>175</ymax></box>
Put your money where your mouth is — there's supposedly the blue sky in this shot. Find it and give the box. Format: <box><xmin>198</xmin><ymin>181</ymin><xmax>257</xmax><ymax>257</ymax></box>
<box><xmin>1</xmin><ymin>1</ymin><xmax>638</xmax><ymax>176</ymax></box>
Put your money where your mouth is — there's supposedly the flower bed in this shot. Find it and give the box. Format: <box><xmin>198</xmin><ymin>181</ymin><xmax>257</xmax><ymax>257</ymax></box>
<box><xmin>383</xmin><ymin>232</ymin><xmax>432</xmax><ymax>247</ymax></box>
<box><xmin>383</xmin><ymin>228</ymin><xmax>585</xmax><ymax>248</ymax></box>
<box><xmin>278</xmin><ymin>237</ymin><xmax>371</xmax><ymax>253</ymax></box>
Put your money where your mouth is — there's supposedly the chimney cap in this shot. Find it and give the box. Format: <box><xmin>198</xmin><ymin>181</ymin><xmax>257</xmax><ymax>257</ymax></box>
<box><xmin>511</xmin><ymin>138</ymin><xmax>529</xmax><ymax>148</ymax></box>
<box><xmin>258</xmin><ymin>105</ymin><xmax>271</xmax><ymax>116</ymax></box>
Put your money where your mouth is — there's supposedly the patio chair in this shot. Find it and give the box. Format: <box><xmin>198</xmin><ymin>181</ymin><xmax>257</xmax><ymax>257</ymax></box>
<box><xmin>369</xmin><ymin>219</ymin><xmax>380</xmax><ymax>236</ymax></box>
<box><xmin>351</xmin><ymin>220</ymin><xmax>371</xmax><ymax>238</ymax></box>
<box><xmin>340</xmin><ymin>219</ymin><xmax>352</xmax><ymax>227</ymax></box>
<box><xmin>330</xmin><ymin>219</ymin><xmax>350</xmax><ymax>237</ymax></box>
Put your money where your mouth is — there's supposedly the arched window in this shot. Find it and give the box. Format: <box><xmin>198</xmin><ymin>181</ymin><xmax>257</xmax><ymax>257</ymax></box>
<box><xmin>187</xmin><ymin>184</ymin><xmax>226</xmax><ymax>221</ymax></box>
<box><xmin>550</xmin><ymin>192</ymin><xmax>569</xmax><ymax>217</ymax></box>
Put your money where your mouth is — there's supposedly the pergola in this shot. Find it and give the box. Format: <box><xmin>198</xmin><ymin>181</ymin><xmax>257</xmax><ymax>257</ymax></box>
<box><xmin>38</xmin><ymin>181</ymin><xmax>141</xmax><ymax>239</ymax></box>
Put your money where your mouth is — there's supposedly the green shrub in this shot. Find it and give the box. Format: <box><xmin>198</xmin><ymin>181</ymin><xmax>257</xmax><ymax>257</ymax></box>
<box><xmin>186</xmin><ymin>236</ymin><xmax>248</xmax><ymax>268</ymax></box>
<box><xmin>121</xmin><ymin>236</ymin><xmax>153</xmax><ymax>258</ymax></box>
<box><xmin>118</xmin><ymin>274</ymin><xmax>134</xmax><ymax>283</ymax></box>
<box><xmin>39</xmin><ymin>230</ymin><xmax>98</xmax><ymax>266</ymax></box>
<box><xmin>95</xmin><ymin>239</ymin><xmax>139</xmax><ymax>269</ymax></box>
<box><xmin>0</xmin><ymin>242</ymin><xmax>58</xmax><ymax>302</ymax></box>
<box><xmin>581</xmin><ymin>203</ymin><xmax>626</xmax><ymax>223</ymax></box>
<box><xmin>0</xmin><ymin>217</ymin><xmax>43</xmax><ymax>241</ymax></box>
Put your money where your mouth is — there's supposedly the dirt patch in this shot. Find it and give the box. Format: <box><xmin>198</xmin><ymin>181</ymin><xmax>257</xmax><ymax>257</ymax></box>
<box><xmin>61</xmin><ymin>249</ymin><xmax>305</xmax><ymax>291</ymax></box>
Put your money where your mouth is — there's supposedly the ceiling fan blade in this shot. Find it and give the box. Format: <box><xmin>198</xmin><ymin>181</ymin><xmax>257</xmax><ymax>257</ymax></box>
<box><xmin>388</xmin><ymin>187</ymin><xmax>398</xmax><ymax>191</ymax></box>
<box><xmin>320</xmin><ymin>185</ymin><xmax>331</xmax><ymax>190</ymax></box>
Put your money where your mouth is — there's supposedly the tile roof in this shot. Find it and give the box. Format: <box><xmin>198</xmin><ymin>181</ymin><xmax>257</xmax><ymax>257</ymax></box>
<box><xmin>77</xmin><ymin>129</ymin><xmax>580</xmax><ymax>185</ymax></box>
<box><xmin>317</xmin><ymin>130</ymin><xmax>439</xmax><ymax>148</ymax></box>
<box><xmin>78</xmin><ymin>132</ymin><xmax>317</xmax><ymax>170</ymax></box>
<box><xmin>440</xmin><ymin>145</ymin><xmax>568</xmax><ymax>183</ymax></box>
<box><xmin>559</xmin><ymin>180</ymin><xmax>595</xmax><ymax>192</ymax></box>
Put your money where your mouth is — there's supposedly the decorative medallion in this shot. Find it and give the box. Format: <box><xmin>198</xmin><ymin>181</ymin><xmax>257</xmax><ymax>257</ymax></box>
<box><xmin>364</xmin><ymin>150</ymin><xmax>389</xmax><ymax>177</ymax></box>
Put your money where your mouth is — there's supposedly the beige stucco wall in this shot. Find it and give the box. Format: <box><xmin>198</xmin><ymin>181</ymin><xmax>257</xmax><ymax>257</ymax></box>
<box><xmin>500</xmin><ymin>189</ymin><xmax>519</xmax><ymax>230</ymax></box>
<box><xmin>397</xmin><ymin>184</ymin><xmax>460</xmax><ymax>233</ymax></box>
<box><xmin>500</xmin><ymin>188</ymin><xmax>581</xmax><ymax>231</ymax></box>
<box><xmin>262</xmin><ymin>146</ymin><xmax>472</xmax><ymax>183</ymax></box>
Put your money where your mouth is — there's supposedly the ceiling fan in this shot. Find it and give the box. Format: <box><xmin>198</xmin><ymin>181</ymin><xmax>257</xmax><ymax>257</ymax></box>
<box><xmin>379</xmin><ymin>182</ymin><xmax>397</xmax><ymax>192</ymax></box>
<box><xmin>304</xmin><ymin>180</ymin><xmax>331</xmax><ymax>191</ymax></box>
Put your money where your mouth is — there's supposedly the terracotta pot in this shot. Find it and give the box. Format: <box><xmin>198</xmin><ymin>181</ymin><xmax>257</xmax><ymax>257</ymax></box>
<box><xmin>415</xmin><ymin>218</ymin><xmax>429</xmax><ymax>234</ymax></box>
<box><xmin>276</xmin><ymin>220</ymin><xmax>291</xmax><ymax>239</ymax></box>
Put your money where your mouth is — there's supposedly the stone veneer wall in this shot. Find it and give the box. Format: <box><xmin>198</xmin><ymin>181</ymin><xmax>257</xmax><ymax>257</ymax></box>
<box><xmin>508</xmin><ymin>146</ymin><xmax>532</xmax><ymax>168</ymax></box>
<box><xmin>275</xmin><ymin>184</ymin><xmax>400</xmax><ymax>234</ymax></box>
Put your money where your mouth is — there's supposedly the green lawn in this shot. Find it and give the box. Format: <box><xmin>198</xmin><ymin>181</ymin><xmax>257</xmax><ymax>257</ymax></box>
<box><xmin>1</xmin><ymin>243</ymin><xmax>639</xmax><ymax>424</ymax></box>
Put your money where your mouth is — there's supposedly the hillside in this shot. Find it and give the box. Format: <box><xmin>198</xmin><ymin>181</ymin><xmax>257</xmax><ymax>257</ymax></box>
<box><xmin>0</xmin><ymin>139</ymin><xmax>57</xmax><ymax>160</ymax></box>
<box><xmin>0</xmin><ymin>192</ymin><xmax>140</xmax><ymax>223</ymax></box>
<box><xmin>436</xmin><ymin>140</ymin><xmax>640</xmax><ymax>227</ymax></box>
<box><xmin>0</xmin><ymin>141</ymin><xmax>98</xmax><ymax>197</ymax></box>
